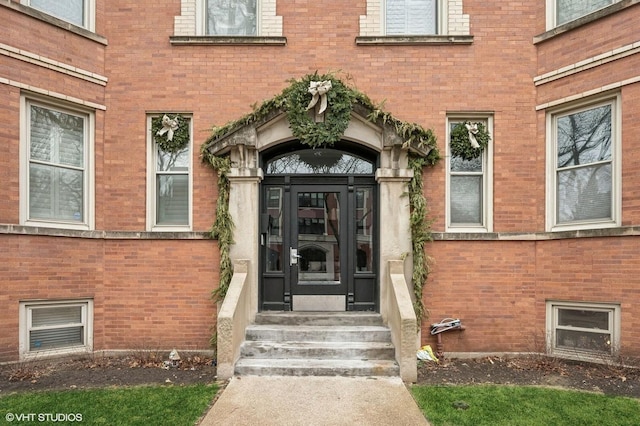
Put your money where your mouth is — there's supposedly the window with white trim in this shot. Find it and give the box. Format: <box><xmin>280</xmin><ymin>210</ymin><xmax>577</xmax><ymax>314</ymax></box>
<box><xmin>360</xmin><ymin>0</ymin><xmax>470</xmax><ymax>36</ymax></box>
<box><xmin>386</xmin><ymin>0</ymin><xmax>439</xmax><ymax>35</ymax></box>
<box><xmin>19</xmin><ymin>300</ymin><xmax>93</xmax><ymax>359</ymax></box>
<box><xmin>147</xmin><ymin>115</ymin><xmax>192</xmax><ymax>231</ymax></box>
<box><xmin>546</xmin><ymin>301</ymin><xmax>620</xmax><ymax>359</ymax></box>
<box><xmin>206</xmin><ymin>0</ymin><xmax>256</xmax><ymax>35</ymax></box>
<box><xmin>546</xmin><ymin>95</ymin><xmax>620</xmax><ymax>231</ymax></box>
<box><xmin>22</xmin><ymin>0</ymin><xmax>95</xmax><ymax>31</ymax></box>
<box><xmin>173</xmin><ymin>0</ymin><xmax>283</xmax><ymax>37</ymax></box>
<box><xmin>21</xmin><ymin>96</ymin><xmax>94</xmax><ymax>230</ymax></box>
<box><xmin>446</xmin><ymin>116</ymin><xmax>493</xmax><ymax>232</ymax></box>
<box><xmin>548</xmin><ymin>0</ymin><xmax>618</xmax><ymax>28</ymax></box>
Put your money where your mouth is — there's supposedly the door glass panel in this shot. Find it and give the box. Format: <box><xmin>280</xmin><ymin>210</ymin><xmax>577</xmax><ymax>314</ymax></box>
<box><xmin>265</xmin><ymin>188</ymin><xmax>283</xmax><ymax>272</ymax></box>
<box><xmin>298</xmin><ymin>192</ymin><xmax>340</xmax><ymax>283</ymax></box>
<box><xmin>356</xmin><ymin>188</ymin><xmax>373</xmax><ymax>272</ymax></box>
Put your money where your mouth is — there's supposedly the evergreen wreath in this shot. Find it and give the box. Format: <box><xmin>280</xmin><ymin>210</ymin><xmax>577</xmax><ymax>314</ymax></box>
<box><xmin>152</xmin><ymin>114</ymin><xmax>190</xmax><ymax>153</ymax></box>
<box><xmin>283</xmin><ymin>73</ymin><xmax>355</xmax><ymax>148</ymax></box>
<box><xmin>450</xmin><ymin>121</ymin><xmax>490</xmax><ymax>160</ymax></box>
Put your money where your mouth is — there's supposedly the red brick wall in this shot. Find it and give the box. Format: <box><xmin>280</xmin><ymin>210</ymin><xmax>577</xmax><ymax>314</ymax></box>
<box><xmin>423</xmin><ymin>237</ymin><xmax>640</xmax><ymax>357</ymax></box>
<box><xmin>0</xmin><ymin>235</ymin><xmax>218</xmax><ymax>362</ymax></box>
<box><xmin>1</xmin><ymin>0</ymin><xmax>639</xmax><ymax>363</ymax></box>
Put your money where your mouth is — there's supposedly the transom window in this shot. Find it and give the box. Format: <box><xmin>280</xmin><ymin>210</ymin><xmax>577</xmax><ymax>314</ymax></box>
<box><xmin>547</xmin><ymin>95</ymin><xmax>620</xmax><ymax>231</ymax></box>
<box><xmin>265</xmin><ymin>149</ymin><xmax>374</xmax><ymax>175</ymax></box>
<box><xmin>546</xmin><ymin>301</ymin><xmax>620</xmax><ymax>360</ymax></box>
<box><xmin>22</xmin><ymin>97</ymin><xmax>94</xmax><ymax>230</ymax></box>
<box><xmin>22</xmin><ymin>0</ymin><xmax>94</xmax><ymax>30</ymax></box>
<box><xmin>446</xmin><ymin>116</ymin><xmax>493</xmax><ymax>232</ymax></box>
<box><xmin>206</xmin><ymin>0</ymin><xmax>257</xmax><ymax>35</ymax></box>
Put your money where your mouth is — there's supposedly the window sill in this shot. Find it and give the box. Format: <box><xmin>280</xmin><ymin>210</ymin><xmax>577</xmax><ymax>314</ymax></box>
<box><xmin>170</xmin><ymin>36</ymin><xmax>287</xmax><ymax>46</ymax></box>
<box><xmin>534</xmin><ymin>0</ymin><xmax>640</xmax><ymax>44</ymax></box>
<box><xmin>1</xmin><ymin>0</ymin><xmax>106</xmax><ymax>45</ymax></box>
<box><xmin>355</xmin><ymin>35</ymin><xmax>473</xmax><ymax>46</ymax></box>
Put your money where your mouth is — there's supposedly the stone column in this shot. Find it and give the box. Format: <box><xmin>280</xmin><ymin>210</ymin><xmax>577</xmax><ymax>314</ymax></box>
<box><xmin>375</xmin><ymin>167</ymin><xmax>414</xmax><ymax>321</ymax></box>
<box><xmin>227</xmin><ymin>147</ymin><xmax>263</xmax><ymax>320</ymax></box>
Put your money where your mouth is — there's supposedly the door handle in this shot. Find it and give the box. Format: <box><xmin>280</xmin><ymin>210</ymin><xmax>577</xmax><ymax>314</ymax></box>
<box><xmin>290</xmin><ymin>247</ymin><xmax>302</xmax><ymax>266</ymax></box>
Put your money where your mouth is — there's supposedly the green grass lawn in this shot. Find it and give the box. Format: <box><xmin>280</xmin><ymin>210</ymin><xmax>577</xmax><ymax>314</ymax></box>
<box><xmin>0</xmin><ymin>384</ymin><xmax>218</xmax><ymax>425</ymax></box>
<box><xmin>411</xmin><ymin>385</ymin><xmax>640</xmax><ymax>426</ymax></box>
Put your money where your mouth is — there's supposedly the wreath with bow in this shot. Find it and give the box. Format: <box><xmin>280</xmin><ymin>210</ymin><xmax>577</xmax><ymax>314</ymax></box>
<box><xmin>450</xmin><ymin>121</ymin><xmax>490</xmax><ymax>160</ymax></box>
<box><xmin>284</xmin><ymin>73</ymin><xmax>354</xmax><ymax>148</ymax></box>
<box><xmin>152</xmin><ymin>114</ymin><xmax>190</xmax><ymax>153</ymax></box>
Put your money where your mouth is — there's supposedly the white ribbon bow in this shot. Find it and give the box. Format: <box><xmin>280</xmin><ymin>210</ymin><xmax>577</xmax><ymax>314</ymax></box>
<box><xmin>465</xmin><ymin>122</ymin><xmax>480</xmax><ymax>148</ymax></box>
<box><xmin>306</xmin><ymin>80</ymin><xmax>333</xmax><ymax>115</ymax></box>
<box><xmin>156</xmin><ymin>115</ymin><xmax>179</xmax><ymax>141</ymax></box>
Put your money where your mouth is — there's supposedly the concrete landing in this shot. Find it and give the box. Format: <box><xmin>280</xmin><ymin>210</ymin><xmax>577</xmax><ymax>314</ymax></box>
<box><xmin>199</xmin><ymin>375</ymin><xmax>429</xmax><ymax>426</ymax></box>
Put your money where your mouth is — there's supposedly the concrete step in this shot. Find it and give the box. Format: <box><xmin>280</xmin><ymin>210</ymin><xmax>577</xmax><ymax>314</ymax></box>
<box><xmin>235</xmin><ymin>312</ymin><xmax>398</xmax><ymax>378</ymax></box>
<box><xmin>245</xmin><ymin>325</ymin><xmax>392</xmax><ymax>343</ymax></box>
<box><xmin>234</xmin><ymin>358</ymin><xmax>400</xmax><ymax>377</ymax></box>
<box><xmin>254</xmin><ymin>312</ymin><xmax>383</xmax><ymax>327</ymax></box>
<box><xmin>240</xmin><ymin>341</ymin><xmax>395</xmax><ymax>360</ymax></box>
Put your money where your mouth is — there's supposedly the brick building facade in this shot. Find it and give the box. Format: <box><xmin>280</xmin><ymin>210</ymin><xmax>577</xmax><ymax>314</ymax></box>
<box><xmin>1</xmin><ymin>0</ymin><xmax>638</xmax><ymax>366</ymax></box>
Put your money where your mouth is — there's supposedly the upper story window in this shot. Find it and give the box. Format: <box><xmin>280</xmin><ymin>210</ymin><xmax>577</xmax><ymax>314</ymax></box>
<box><xmin>386</xmin><ymin>0</ymin><xmax>438</xmax><ymax>35</ymax></box>
<box><xmin>206</xmin><ymin>0</ymin><xmax>256</xmax><ymax>35</ymax></box>
<box><xmin>21</xmin><ymin>96</ymin><xmax>95</xmax><ymax>230</ymax></box>
<box><xmin>173</xmin><ymin>0</ymin><xmax>283</xmax><ymax>37</ymax></box>
<box><xmin>550</xmin><ymin>0</ymin><xmax>617</xmax><ymax>28</ymax></box>
<box><xmin>546</xmin><ymin>94</ymin><xmax>620</xmax><ymax>231</ymax></box>
<box><xmin>360</xmin><ymin>0</ymin><xmax>470</xmax><ymax>36</ymax></box>
<box><xmin>446</xmin><ymin>116</ymin><xmax>493</xmax><ymax>232</ymax></box>
<box><xmin>147</xmin><ymin>115</ymin><xmax>192</xmax><ymax>231</ymax></box>
<box><xmin>22</xmin><ymin>0</ymin><xmax>95</xmax><ymax>31</ymax></box>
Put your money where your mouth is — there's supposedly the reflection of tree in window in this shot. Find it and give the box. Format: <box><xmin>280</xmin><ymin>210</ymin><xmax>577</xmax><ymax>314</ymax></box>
<box><xmin>207</xmin><ymin>0</ymin><xmax>257</xmax><ymax>35</ymax></box>
<box><xmin>29</xmin><ymin>106</ymin><xmax>84</xmax><ymax>222</ymax></box>
<box><xmin>156</xmin><ymin>142</ymin><xmax>189</xmax><ymax>225</ymax></box>
<box><xmin>556</xmin><ymin>104</ymin><xmax>612</xmax><ymax>223</ymax></box>
<box><xmin>266</xmin><ymin>150</ymin><xmax>374</xmax><ymax>175</ymax></box>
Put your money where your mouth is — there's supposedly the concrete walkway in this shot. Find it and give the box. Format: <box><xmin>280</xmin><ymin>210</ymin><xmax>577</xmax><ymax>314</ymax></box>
<box><xmin>199</xmin><ymin>375</ymin><xmax>430</xmax><ymax>426</ymax></box>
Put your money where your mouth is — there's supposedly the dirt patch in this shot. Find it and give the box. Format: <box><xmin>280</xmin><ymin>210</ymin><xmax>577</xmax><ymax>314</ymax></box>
<box><xmin>418</xmin><ymin>356</ymin><xmax>639</xmax><ymax>398</ymax></box>
<box><xmin>0</xmin><ymin>353</ymin><xmax>217</xmax><ymax>395</ymax></box>
<box><xmin>1</xmin><ymin>353</ymin><xmax>638</xmax><ymax>399</ymax></box>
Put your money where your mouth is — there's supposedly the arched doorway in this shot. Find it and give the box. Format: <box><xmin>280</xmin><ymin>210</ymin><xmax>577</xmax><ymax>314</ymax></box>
<box><xmin>259</xmin><ymin>143</ymin><xmax>378</xmax><ymax>311</ymax></box>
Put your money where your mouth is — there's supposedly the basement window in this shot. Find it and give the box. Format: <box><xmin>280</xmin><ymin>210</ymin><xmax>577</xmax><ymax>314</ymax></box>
<box><xmin>546</xmin><ymin>301</ymin><xmax>620</xmax><ymax>360</ymax></box>
<box><xmin>20</xmin><ymin>300</ymin><xmax>93</xmax><ymax>359</ymax></box>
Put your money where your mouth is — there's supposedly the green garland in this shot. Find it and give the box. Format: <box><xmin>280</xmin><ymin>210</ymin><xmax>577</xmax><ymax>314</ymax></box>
<box><xmin>450</xmin><ymin>121</ymin><xmax>490</xmax><ymax>160</ymax></box>
<box><xmin>152</xmin><ymin>114</ymin><xmax>190</xmax><ymax>153</ymax></box>
<box><xmin>205</xmin><ymin>153</ymin><xmax>233</xmax><ymax>302</ymax></box>
<box><xmin>408</xmin><ymin>155</ymin><xmax>432</xmax><ymax>324</ymax></box>
<box><xmin>283</xmin><ymin>73</ymin><xmax>355</xmax><ymax>148</ymax></box>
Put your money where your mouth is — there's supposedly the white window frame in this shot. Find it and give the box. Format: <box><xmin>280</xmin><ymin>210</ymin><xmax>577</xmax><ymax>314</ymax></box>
<box><xmin>19</xmin><ymin>95</ymin><xmax>95</xmax><ymax>231</ymax></box>
<box><xmin>546</xmin><ymin>300</ymin><xmax>620</xmax><ymax>361</ymax></box>
<box><xmin>545</xmin><ymin>0</ymin><xmax>618</xmax><ymax>29</ymax></box>
<box><xmin>545</xmin><ymin>94</ymin><xmax>621</xmax><ymax>232</ymax></box>
<box><xmin>19</xmin><ymin>299</ymin><xmax>94</xmax><ymax>360</ymax></box>
<box><xmin>146</xmin><ymin>114</ymin><xmax>193</xmax><ymax>232</ymax></box>
<box><xmin>445</xmin><ymin>115</ymin><xmax>493</xmax><ymax>232</ymax></box>
<box><xmin>21</xmin><ymin>0</ymin><xmax>96</xmax><ymax>32</ymax></box>
<box><xmin>197</xmin><ymin>0</ymin><xmax>260</xmax><ymax>36</ymax></box>
<box><xmin>383</xmin><ymin>0</ymin><xmax>446</xmax><ymax>35</ymax></box>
